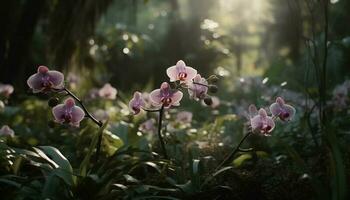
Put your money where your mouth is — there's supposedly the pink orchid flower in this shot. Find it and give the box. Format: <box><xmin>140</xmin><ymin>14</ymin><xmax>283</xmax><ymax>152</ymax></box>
<box><xmin>166</xmin><ymin>60</ymin><xmax>197</xmax><ymax>82</ymax></box>
<box><xmin>150</xmin><ymin>82</ymin><xmax>183</xmax><ymax>108</ymax></box>
<box><xmin>129</xmin><ymin>91</ymin><xmax>146</xmax><ymax>115</ymax></box>
<box><xmin>139</xmin><ymin>119</ymin><xmax>156</xmax><ymax>133</ymax></box>
<box><xmin>331</xmin><ymin>84</ymin><xmax>348</xmax><ymax>109</ymax></box>
<box><xmin>176</xmin><ymin>111</ymin><xmax>193</xmax><ymax>123</ymax></box>
<box><xmin>250</xmin><ymin>108</ymin><xmax>275</xmax><ymax>135</ymax></box>
<box><xmin>93</xmin><ymin>109</ymin><xmax>109</xmax><ymax>121</ymax></box>
<box><xmin>248</xmin><ymin>104</ymin><xmax>258</xmax><ymax>118</ymax></box>
<box><xmin>27</xmin><ymin>66</ymin><xmax>64</xmax><ymax>93</ymax></box>
<box><xmin>270</xmin><ymin>97</ymin><xmax>296</xmax><ymax>121</ymax></box>
<box><xmin>98</xmin><ymin>83</ymin><xmax>117</xmax><ymax>100</ymax></box>
<box><xmin>188</xmin><ymin>74</ymin><xmax>208</xmax><ymax>100</ymax></box>
<box><xmin>0</xmin><ymin>83</ymin><xmax>14</xmax><ymax>98</ymax></box>
<box><xmin>52</xmin><ymin>98</ymin><xmax>85</xmax><ymax>127</ymax></box>
<box><xmin>0</xmin><ymin>125</ymin><xmax>15</xmax><ymax>137</ymax></box>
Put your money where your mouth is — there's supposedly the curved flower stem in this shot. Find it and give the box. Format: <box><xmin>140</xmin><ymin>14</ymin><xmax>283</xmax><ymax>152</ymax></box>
<box><xmin>63</xmin><ymin>88</ymin><xmax>102</xmax><ymax>127</ymax></box>
<box><xmin>192</xmin><ymin>81</ymin><xmax>209</xmax><ymax>88</ymax></box>
<box><xmin>157</xmin><ymin>105</ymin><xmax>168</xmax><ymax>159</ymax></box>
<box><xmin>201</xmin><ymin>131</ymin><xmax>253</xmax><ymax>189</ymax></box>
<box><xmin>215</xmin><ymin>132</ymin><xmax>252</xmax><ymax>171</ymax></box>
<box><xmin>62</xmin><ymin>88</ymin><xmax>103</xmax><ymax>163</ymax></box>
<box><xmin>142</xmin><ymin>108</ymin><xmax>162</xmax><ymax>112</ymax></box>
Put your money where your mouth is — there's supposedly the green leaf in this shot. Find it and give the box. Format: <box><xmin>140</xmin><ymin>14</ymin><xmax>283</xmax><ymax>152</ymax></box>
<box><xmin>191</xmin><ymin>159</ymin><xmax>200</xmax><ymax>190</ymax></box>
<box><xmin>326</xmin><ymin>126</ymin><xmax>347</xmax><ymax>200</ymax></box>
<box><xmin>233</xmin><ymin>154</ymin><xmax>252</xmax><ymax>167</ymax></box>
<box><xmin>110</xmin><ymin>122</ymin><xmax>129</xmax><ymax>146</ymax></box>
<box><xmin>0</xmin><ymin>178</ymin><xmax>21</xmax><ymax>188</ymax></box>
<box><xmin>39</xmin><ymin>146</ymin><xmax>74</xmax><ymax>186</ymax></box>
<box><xmin>79</xmin><ymin>121</ymin><xmax>108</xmax><ymax>177</ymax></box>
<box><xmin>103</xmin><ymin>130</ymin><xmax>124</xmax><ymax>156</ymax></box>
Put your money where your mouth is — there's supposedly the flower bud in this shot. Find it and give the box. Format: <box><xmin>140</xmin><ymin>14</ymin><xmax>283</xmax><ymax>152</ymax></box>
<box><xmin>209</xmin><ymin>85</ymin><xmax>218</xmax><ymax>93</ymax></box>
<box><xmin>48</xmin><ymin>97</ymin><xmax>59</xmax><ymax>107</ymax></box>
<box><xmin>204</xmin><ymin>96</ymin><xmax>213</xmax><ymax>106</ymax></box>
<box><xmin>207</xmin><ymin>75</ymin><xmax>219</xmax><ymax>83</ymax></box>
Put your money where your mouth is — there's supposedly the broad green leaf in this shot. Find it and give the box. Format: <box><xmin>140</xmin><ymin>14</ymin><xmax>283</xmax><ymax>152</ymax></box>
<box><xmin>233</xmin><ymin>154</ymin><xmax>252</xmax><ymax>167</ymax></box>
<box><xmin>79</xmin><ymin>121</ymin><xmax>108</xmax><ymax>177</ymax></box>
<box><xmin>39</xmin><ymin>146</ymin><xmax>75</xmax><ymax>186</ymax></box>
<box><xmin>103</xmin><ymin>130</ymin><xmax>124</xmax><ymax>156</ymax></box>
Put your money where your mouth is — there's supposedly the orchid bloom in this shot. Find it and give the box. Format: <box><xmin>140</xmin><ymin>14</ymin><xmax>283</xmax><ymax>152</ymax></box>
<box><xmin>150</xmin><ymin>82</ymin><xmax>183</xmax><ymax>108</ymax></box>
<box><xmin>129</xmin><ymin>91</ymin><xmax>146</xmax><ymax>115</ymax></box>
<box><xmin>27</xmin><ymin>66</ymin><xmax>64</xmax><ymax>93</ymax></box>
<box><xmin>270</xmin><ymin>97</ymin><xmax>296</xmax><ymax>121</ymax></box>
<box><xmin>93</xmin><ymin>109</ymin><xmax>109</xmax><ymax>121</ymax></box>
<box><xmin>98</xmin><ymin>83</ymin><xmax>117</xmax><ymax>100</ymax></box>
<box><xmin>176</xmin><ymin>111</ymin><xmax>193</xmax><ymax>123</ymax></box>
<box><xmin>248</xmin><ymin>104</ymin><xmax>258</xmax><ymax>118</ymax></box>
<box><xmin>332</xmin><ymin>84</ymin><xmax>348</xmax><ymax>109</ymax></box>
<box><xmin>333</xmin><ymin>84</ymin><xmax>348</xmax><ymax>97</ymax></box>
<box><xmin>188</xmin><ymin>74</ymin><xmax>208</xmax><ymax>100</ymax></box>
<box><xmin>250</xmin><ymin>108</ymin><xmax>275</xmax><ymax>135</ymax></box>
<box><xmin>166</xmin><ymin>60</ymin><xmax>197</xmax><ymax>83</ymax></box>
<box><xmin>0</xmin><ymin>83</ymin><xmax>14</xmax><ymax>98</ymax></box>
<box><xmin>0</xmin><ymin>125</ymin><xmax>15</xmax><ymax>137</ymax></box>
<box><xmin>139</xmin><ymin>119</ymin><xmax>156</xmax><ymax>133</ymax></box>
<box><xmin>52</xmin><ymin>98</ymin><xmax>85</xmax><ymax>127</ymax></box>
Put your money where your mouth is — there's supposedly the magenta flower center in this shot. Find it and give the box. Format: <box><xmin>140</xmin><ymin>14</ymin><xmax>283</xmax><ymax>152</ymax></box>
<box><xmin>178</xmin><ymin>72</ymin><xmax>187</xmax><ymax>81</ymax></box>
<box><xmin>41</xmin><ymin>75</ymin><xmax>53</xmax><ymax>88</ymax></box>
<box><xmin>279</xmin><ymin>111</ymin><xmax>290</xmax><ymax>120</ymax></box>
<box><xmin>161</xmin><ymin>97</ymin><xmax>172</xmax><ymax>107</ymax></box>
<box><xmin>61</xmin><ymin>110</ymin><xmax>73</xmax><ymax>122</ymax></box>
<box><xmin>261</xmin><ymin>124</ymin><xmax>272</xmax><ymax>133</ymax></box>
<box><xmin>132</xmin><ymin>105</ymin><xmax>141</xmax><ymax>112</ymax></box>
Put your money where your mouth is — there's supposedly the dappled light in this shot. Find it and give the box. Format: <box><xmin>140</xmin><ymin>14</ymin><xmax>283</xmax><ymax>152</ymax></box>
<box><xmin>0</xmin><ymin>0</ymin><xmax>350</xmax><ymax>199</ymax></box>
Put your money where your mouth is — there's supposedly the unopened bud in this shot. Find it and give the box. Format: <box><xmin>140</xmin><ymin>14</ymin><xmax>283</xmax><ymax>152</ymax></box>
<box><xmin>48</xmin><ymin>97</ymin><xmax>59</xmax><ymax>107</ymax></box>
<box><xmin>204</xmin><ymin>96</ymin><xmax>213</xmax><ymax>106</ymax></box>
<box><xmin>209</xmin><ymin>85</ymin><xmax>218</xmax><ymax>93</ymax></box>
<box><xmin>208</xmin><ymin>75</ymin><xmax>219</xmax><ymax>83</ymax></box>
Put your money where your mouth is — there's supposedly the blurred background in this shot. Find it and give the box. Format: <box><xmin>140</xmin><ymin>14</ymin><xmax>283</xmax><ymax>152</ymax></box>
<box><xmin>0</xmin><ymin>0</ymin><xmax>349</xmax><ymax>94</ymax></box>
<box><xmin>1</xmin><ymin>2</ymin><xmax>350</xmax><ymax>199</ymax></box>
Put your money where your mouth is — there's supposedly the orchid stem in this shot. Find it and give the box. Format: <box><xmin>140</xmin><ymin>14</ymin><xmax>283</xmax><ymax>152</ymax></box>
<box><xmin>157</xmin><ymin>105</ymin><xmax>168</xmax><ymax>159</ymax></box>
<box><xmin>201</xmin><ymin>131</ymin><xmax>252</xmax><ymax>189</ymax></box>
<box><xmin>63</xmin><ymin>88</ymin><xmax>103</xmax><ymax>163</ymax></box>
<box><xmin>192</xmin><ymin>81</ymin><xmax>209</xmax><ymax>88</ymax></box>
<box><xmin>142</xmin><ymin>108</ymin><xmax>162</xmax><ymax>112</ymax></box>
<box><xmin>215</xmin><ymin>132</ymin><xmax>252</xmax><ymax>171</ymax></box>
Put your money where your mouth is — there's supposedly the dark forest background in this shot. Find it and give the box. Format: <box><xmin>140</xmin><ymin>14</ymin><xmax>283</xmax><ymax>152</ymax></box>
<box><xmin>1</xmin><ymin>0</ymin><xmax>349</xmax><ymax>93</ymax></box>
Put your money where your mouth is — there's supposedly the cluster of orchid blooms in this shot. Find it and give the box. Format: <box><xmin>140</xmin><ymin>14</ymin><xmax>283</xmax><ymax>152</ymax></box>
<box><xmin>26</xmin><ymin>66</ymin><xmax>88</xmax><ymax>127</ymax></box>
<box><xmin>1</xmin><ymin>61</ymin><xmax>298</xmax><ymax>140</ymax></box>
<box><xmin>26</xmin><ymin>66</ymin><xmax>119</xmax><ymax>128</ymax></box>
<box><xmin>128</xmin><ymin>60</ymin><xmax>218</xmax><ymax>115</ymax></box>
<box><xmin>247</xmin><ymin>97</ymin><xmax>296</xmax><ymax>136</ymax></box>
<box><xmin>24</xmin><ymin>60</ymin><xmax>218</xmax><ymax>130</ymax></box>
